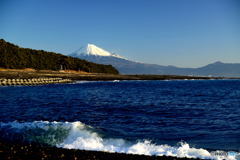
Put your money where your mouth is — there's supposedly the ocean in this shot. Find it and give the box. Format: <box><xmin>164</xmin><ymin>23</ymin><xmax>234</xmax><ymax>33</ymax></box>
<box><xmin>0</xmin><ymin>80</ymin><xmax>239</xmax><ymax>160</ymax></box>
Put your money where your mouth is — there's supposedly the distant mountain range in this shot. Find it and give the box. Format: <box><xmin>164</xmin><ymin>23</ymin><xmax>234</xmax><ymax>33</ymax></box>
<box><xmin>69</xmin><ymin>44</ymin><xmax>240</xmax><ymax>77</ymax></box>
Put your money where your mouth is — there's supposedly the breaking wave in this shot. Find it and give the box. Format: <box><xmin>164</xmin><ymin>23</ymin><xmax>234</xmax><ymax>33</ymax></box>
<box><xmin>0</xmin><ymin>121</ymin><xmax>239</xmax><ymax>160</ymax></box>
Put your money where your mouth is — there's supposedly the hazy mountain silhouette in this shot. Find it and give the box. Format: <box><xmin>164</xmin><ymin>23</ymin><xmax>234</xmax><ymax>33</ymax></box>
<box><xmin>70</xmin><ymin>44</ymin><xmax>240</xmax><ymax>77</ymax></box>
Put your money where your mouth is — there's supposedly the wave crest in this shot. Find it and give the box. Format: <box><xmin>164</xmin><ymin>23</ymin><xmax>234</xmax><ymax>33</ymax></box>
<box><xmin>0</xmin><ymin>121</ymin><xmax>239</xmax><ymax>160</ymax></box>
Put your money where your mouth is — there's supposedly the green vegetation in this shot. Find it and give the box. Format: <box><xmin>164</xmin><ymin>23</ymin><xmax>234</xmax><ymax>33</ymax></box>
<box><xmin>0</xmin><ymin>39</ymin><xmax>119</xmax><ymax>74</ymax></box>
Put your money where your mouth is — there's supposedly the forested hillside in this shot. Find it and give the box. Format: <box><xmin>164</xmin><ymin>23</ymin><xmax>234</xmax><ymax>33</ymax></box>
<box><xmin>0</xmin><ymin>39</ymin><xmax>119</xmax><ymax>74</ymax></box>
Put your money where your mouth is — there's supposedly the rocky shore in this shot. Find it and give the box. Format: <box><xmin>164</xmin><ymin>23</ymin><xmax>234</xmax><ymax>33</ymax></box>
<box><xmin>0</xmin><ymin>141</ymin><xmax>201</xmax><ymax>160</ymax></box>
<box><xmin>0</xmin><ymin>77</ymin><xmax>72</xmax><ymax>86</ymax></box>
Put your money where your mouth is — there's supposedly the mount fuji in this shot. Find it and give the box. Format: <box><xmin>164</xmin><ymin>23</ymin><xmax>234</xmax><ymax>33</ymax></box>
<box><xmin>71</xmin><ymin>44</ymin><xmax>125</xmax><ymax>59</ymax></box>
<box><xmin>69</xmin><ymin>44</ymin><xmax>240</xmax><ymax>77</ymax></box>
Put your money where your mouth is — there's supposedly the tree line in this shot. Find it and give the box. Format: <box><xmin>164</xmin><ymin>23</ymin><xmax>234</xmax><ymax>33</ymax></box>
<box><xmin>0</xmin><ymin>39</ymin><xmax>119</xmax><ymax>74</ymax></box>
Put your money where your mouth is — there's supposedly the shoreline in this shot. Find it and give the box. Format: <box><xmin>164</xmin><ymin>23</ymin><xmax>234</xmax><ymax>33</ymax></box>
<box><xmin>0</xmin><ymin>140</ymin><xmax>201</xmax><ymax>160</ymax></box>
<box><xmin>0</xmin><ymin>69</ymin><xmax>238</xmax><ymax>86</ymax></box>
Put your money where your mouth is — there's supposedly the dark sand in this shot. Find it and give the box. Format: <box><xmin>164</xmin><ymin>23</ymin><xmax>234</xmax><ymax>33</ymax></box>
<box><xmin>0</xmin><ymin>141</ymin><xmax>202</xmax><ymax>160</ymax></box>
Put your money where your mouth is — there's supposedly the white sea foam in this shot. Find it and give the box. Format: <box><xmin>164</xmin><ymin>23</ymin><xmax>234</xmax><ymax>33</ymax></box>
<box><xmin>74</xmin><ymin>80</ymin><xmax>118</xmax><ymax>84</ymax></box>
<box><xmin>74</xmin><ymin>81</ymin><xmax>97</xmax><ymax>84</ymax></box>
<box><xmin>0</xmin><ymin>121</ymin><xmax>239</xmax><ymax>160</ymax></box>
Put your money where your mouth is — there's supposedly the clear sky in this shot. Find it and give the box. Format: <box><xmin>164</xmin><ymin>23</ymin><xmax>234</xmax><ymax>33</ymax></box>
<box><xmin>0</xmin><ymin>0</ymin><xmax>239</xmax><ymax>67</ymax></box>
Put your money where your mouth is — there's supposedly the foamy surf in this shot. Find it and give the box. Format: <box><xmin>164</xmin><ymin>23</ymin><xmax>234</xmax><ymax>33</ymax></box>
<box><xmin>0</xmin><ymin>121</ymin><xmax>239</xmax><ymax>160</ymax></box>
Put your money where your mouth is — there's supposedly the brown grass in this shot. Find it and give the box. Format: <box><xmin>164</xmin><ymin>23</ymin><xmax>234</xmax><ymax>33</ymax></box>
<box><xmin>0</xmin><ymin>68</ymin><xmax>36</xmax><ymax>72</ymax></box>
<box><xmin>0</xmin><ymin>68</ymin><xmax>89</xmax><ymax>74</ymax></box>
<box><xmin>59</xmin><ymin>70</ymin><xmax>89</xmax><ymax>74</ymax></box>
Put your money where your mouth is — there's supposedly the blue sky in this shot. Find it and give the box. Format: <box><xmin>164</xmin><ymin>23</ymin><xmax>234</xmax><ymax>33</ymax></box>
<box><xmin>0</xmin><ymin>0</ymin><xmax>239</xmax><ymax>67</ymax></box>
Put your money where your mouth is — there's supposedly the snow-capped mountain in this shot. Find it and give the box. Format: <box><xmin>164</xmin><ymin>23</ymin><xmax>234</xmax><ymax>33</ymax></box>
<box><xmin>69</xmin><ymin>44</ymin><xmax>240</xmax><ymax>77</ymax></box>
<box><xmin>71</xmin><ymin>44</ymin><xmax>125</xmax><ymax>59</ymax></box>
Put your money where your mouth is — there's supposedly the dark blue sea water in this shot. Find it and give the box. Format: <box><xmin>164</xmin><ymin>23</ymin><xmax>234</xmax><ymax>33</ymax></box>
<box><xmin>0</xmin><ymin>80</ymin><xmax>240</xmax><ymax>159</ymax></box>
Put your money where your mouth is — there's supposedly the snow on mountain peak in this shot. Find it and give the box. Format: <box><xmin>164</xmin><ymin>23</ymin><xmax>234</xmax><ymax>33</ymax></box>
<box><xmin>73</xmin><ymin>43</ymin><xmax>125</xmax><ymax>59</ymax></box>
<box><xmin>86</xmin><ymin>44</ymin><xmax>111</xmax><ymax>56</ymax></box>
